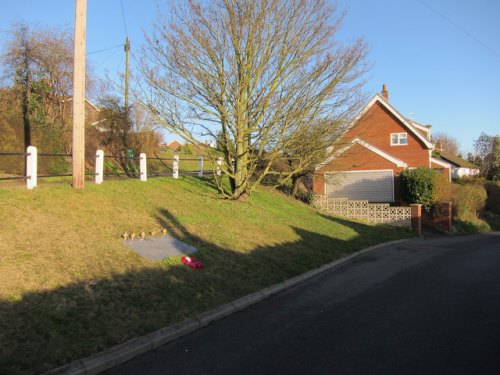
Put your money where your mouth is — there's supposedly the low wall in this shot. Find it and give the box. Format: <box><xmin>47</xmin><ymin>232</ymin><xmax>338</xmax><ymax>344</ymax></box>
<box><xmin>422</xmin><ymin>202</ymin><xmax>453</xmax><ymax>232</ymax></box>
<box><xmin>313</xmin><ymin>195</ymin><xmax>412</xmax><ymax>227</ymax></box>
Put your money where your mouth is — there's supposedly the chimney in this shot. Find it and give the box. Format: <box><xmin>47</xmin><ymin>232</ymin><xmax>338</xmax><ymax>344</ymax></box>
<box><xmin>381</xmin><ymin>84</ymin><xmax>389</xmax><ymax>101</ymax></box>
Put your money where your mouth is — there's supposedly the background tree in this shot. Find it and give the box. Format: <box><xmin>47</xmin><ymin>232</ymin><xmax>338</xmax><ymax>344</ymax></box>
<box><xmin>97</xmin><ymin>97</ymin><xmax>135</xmax><ymax>175</ymax></box>
<box><xmin>1</xmin><ymin>23</ymin><xmax>97</xmax><ymax>154</ymax></box>
<box><xmin>97</xmin><ymin>97</ymin><xmax>162</xmax><ymax>175</ymax></box>
<box><xmin>492</xmin><ymin>136</ymin><xmax>500</xmax><ymax>180</ymax></box>
<box><xmin>268</xmin><ymin>117</ymin><xmax>346</xmax><ymax>195</ymax></box>
<box><xmin>1</xmin><ymin>24</ymin><xmax>34</xmax><ymax>152</ymax></box>
<box><xmin>473</xmin><ymin>132</ymin><xmax>499</xmax><ymax>179</ymax></box>
<box><xmin>139</xmin><ymin>0</ymin><xmax>368</xmax><ymax>199</ymax></box>
<box><xmin>432</xmin><ymin>131</ymin><xmax>460</xmax><ymax>155</ymax></box>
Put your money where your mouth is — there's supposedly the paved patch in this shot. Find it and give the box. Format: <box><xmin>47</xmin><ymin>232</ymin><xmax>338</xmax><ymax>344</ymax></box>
<box><xmin>124</xmin><ymin>235</ymin><xmax>197</xmax><ymax>260</ymax></box>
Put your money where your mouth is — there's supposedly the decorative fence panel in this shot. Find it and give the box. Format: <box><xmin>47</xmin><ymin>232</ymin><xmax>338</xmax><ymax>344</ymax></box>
<box><xmin>314</xmin><ymin>195</ymin><xmax>412</xmax><ymax>227</ymax></box>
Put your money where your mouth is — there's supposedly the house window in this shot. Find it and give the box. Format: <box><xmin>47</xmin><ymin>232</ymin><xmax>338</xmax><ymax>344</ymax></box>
<box><xmin>390</xmin><ymin>132</ymin><xmax>408</xmax><ymax>146</ymax></box>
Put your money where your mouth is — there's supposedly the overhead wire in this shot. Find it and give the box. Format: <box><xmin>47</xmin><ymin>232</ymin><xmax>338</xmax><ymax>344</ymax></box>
<box><xmin>120</xmin><ymin>0</ymin><xmax>129</xmax><ymax>37</ymax></box>
<box><xmin>416</xmin><ymin>0</ymin><xmax>499</xmax><ymax>57</ymax></box>
<box><xmin>86</xmin><ymin>44</ymin><xmax>122</xmax><ymax>56</ymax></box>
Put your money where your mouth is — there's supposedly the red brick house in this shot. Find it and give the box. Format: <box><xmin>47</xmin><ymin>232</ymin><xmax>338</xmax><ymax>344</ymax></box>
<box><xmin>166</xmin><ymin>140</ymin><xmax>183</xmax><ymax>151</ymax></box>
<box><xmin>313</xmin><ymin>85</ymin><xmax>451</xmax><ymax>202</ymax></box>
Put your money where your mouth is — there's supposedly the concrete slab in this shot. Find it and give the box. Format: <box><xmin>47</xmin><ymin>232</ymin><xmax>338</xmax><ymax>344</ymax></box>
<box><xmin>124</xmin><ymin>235</ymin><xmax>197</xmax><ymax>260</ymax></box>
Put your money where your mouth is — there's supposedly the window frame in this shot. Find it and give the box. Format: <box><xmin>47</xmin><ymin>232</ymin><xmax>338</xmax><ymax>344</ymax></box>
<box><xmin>390</xmin><ymin>132</ymin><xmax>408</xmax><ymax>146</ymax></box>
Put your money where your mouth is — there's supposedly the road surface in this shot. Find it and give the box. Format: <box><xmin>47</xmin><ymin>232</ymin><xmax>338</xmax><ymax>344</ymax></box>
<box><xmin>106</xmin><ymin>233</ymin><xmax>500</xmax><ymax>375</ymax></box>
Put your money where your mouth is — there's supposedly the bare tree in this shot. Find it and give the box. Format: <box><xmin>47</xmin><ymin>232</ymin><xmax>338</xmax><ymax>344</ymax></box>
<box><xmin>432</xmin><ymin>131</ymin><xmax>460</xmax><ymax>155</ymax></box>
<box><xmin>139</xmin><ymin>0</ymin><xmax>368</xmax><ymax>199</ymax></box>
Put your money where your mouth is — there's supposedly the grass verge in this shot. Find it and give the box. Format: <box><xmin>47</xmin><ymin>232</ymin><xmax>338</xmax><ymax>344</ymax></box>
<box><xmin>0</xmin><ymin>177</ymin><xmax>413</xmax><ymax>374</ymax></box>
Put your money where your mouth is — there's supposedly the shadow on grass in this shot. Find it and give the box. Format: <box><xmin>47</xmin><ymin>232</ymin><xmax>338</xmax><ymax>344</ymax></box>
<box><xmin>0</xmin><ymin>207</ymin><xmax>406</xmax><ymax>374</ymax></box>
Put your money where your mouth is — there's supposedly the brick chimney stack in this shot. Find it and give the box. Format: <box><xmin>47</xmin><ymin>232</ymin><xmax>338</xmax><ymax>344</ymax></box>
<box><xmin>381</xmin><ymin>84</ymin><xmax>389</xmax><ymax>101</ymax></box>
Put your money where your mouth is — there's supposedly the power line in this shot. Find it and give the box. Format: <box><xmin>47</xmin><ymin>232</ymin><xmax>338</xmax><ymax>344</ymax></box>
<box><xmin>86</xmin><ymin>44</ymin><xmax>122</xmax><ymax>56</ymax></box>
<box><xmin>416</xmin><ymin>0</ymin><xmax>499</xmax><ymax>57</ymax></box>
<box><xmin>120</xmin><ymin>0</ymin><xmax>129</xmax><ymax>37</ymax></box>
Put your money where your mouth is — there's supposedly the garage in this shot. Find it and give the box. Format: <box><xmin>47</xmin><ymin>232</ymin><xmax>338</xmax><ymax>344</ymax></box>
<box><xmin>324</xmin><ymin>170</ymin><xmax>394</xmax><ymax>202</ymax></box>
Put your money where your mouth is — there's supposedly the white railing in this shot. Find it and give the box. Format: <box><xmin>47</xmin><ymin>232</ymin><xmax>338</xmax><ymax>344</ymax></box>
<box><xmin>0</xmin><ymin>147</ymin><xmax>223</xmax><ymax>189</ymax></box>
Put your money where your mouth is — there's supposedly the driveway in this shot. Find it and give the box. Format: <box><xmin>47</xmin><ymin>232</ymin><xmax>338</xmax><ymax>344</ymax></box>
<box><xmin>106</xmin><ymin>233</ymin><xmax>500</xmax><ymax>375</ymax></box>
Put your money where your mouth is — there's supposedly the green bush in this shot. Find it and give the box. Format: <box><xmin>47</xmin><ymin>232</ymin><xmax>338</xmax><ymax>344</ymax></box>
<box><xmin>453</xmin><ymin>176</ymin><xmax>486</xmax><ymax>185</ymax></box>
<box><xmin>485</xmin><ymin>182</ymin><xmax>500</xmax><ymax>215</ymax></box>
<box><xmin>399</xmin><ymin>168</ymin><xmax>438</xmax><ymax>210</ymax></box>
<box><xmin>296</xmin><ymin>191</ymin><xmax>315</xmax><ymax>205</ymax></box>
<box><xmin>433</xmin><ymin>172</ymin><xmax>453</xmax><ymax>203</ymax></box>
<box><xmin>452</xmin><ymin>184</ymin><xmax>487</xmax><ymax>219</ymax></box>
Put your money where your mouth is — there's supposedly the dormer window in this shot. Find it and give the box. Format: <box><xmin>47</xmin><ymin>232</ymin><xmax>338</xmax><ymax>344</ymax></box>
<box><xmin>391</xmin><ymin>132</ymin><xmax>408</xmax><ymax>146</ymax></box>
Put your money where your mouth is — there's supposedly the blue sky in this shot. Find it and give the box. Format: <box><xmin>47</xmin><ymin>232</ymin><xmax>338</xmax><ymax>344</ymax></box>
<box><xmin>0</xmin><ymin>0</ymin><xmax>498</xmax><ymax>153</ymax></box>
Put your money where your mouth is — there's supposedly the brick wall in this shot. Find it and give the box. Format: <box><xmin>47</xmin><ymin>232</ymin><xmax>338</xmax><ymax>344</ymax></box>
<box><xmin>344</xmin><ymin>102</ymin><xmax>430</xmax><ymax>167</ymax></box>
<box><xmin>422</xmin><ymin>202</ymin><xmax>453</xmax><ymax>232</ymax></box>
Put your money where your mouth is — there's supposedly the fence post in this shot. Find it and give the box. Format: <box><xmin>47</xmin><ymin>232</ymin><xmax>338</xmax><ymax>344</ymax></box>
<box><xmin>198</xmin><ymin>156</ymin><xmax>203</xmax><ymax>177</ymax></box>
<box><xmin>173</xmin><ymin>155</ymin><xmax>179</xmax><ymax>179</ymax></box>
<box><xmin>443</xmin><ymin>202</ymin><xmax>453</xmax><ymax>231</ymax></box>
<box><xmin>140</xmin><ymin>153</ymin><xmax>147</xmax><ymax>181</ymax></box>
<box><xmin>217</xmin><ymin>156</ymin><xmax>222</xmax><ymax>176</ymax></box>
<box><xmin>410</xmin><ymin>204</ymin><xmax>422</xmax><ymax>236</ymax></box>
<box><xmin>95</xmin><ymin>149</ymin><xmax>104</xmax><ymax>184</ymax></box>
<box><xmin>26</xmin><ymin>146</ymin><xmax>37</xmax><ymax>189</ymax></box>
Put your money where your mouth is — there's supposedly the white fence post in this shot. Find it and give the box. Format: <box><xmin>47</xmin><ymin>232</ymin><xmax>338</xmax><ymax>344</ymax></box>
<box><xmin>26</xmin><ymin>146</ymin><xmax>37</xmax><ymax>189</ymax></box>
<box><xmin>95</xmin><ymin>149</ymin><xmax>104</xmax><ymax>184</ymax></box>
<box><xmin>198</xmin><ymin>156</ymin><xmax>203</xmax><ymax>177</ymax></box>
<box><xmin>217</xmin><ymin>156</ymin><xmax>222</xmax><ymax>176</ymax></box>
<box><xmin>173</xmin><ymin>155</ymin><xmax>179</xmax><ymax>179</ymax></box>
<box><xmin>140</xmin><ymin>153</ymin><xmax>147</xmax><ymax>181</ymax></box>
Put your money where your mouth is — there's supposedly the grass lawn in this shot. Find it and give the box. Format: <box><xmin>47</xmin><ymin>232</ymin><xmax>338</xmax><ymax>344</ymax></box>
<box><xmin>0</xmin><ymin>177</ymin><xmax>413</xmax><ymax>374</ymax></box>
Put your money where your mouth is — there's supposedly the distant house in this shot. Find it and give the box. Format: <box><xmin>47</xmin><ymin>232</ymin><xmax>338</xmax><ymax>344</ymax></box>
<box><xmin>313</xmin><ymin>85</ymin><xmax>456</xmax><ymax>202</ymax></box>
<box><xmin>166</xmin><ymin>140</ymin><xmax>183</xmax><ymax>151</ymax></box>
<box><xmin>61</xmin><ymin>97</ymin><xmax>101</xmax><ymax>127</ymax></box>
<box><xmin>432</xmin><ymin>149</ymin><xmax>480</xmax><ymax>178</ymax></box>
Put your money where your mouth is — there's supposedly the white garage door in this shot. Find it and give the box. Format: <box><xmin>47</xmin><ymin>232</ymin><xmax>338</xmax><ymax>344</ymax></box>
<box><xmin>325</xmin><ymin>170</ymin><xmax>394</xmax><ymax>202</ymax></box>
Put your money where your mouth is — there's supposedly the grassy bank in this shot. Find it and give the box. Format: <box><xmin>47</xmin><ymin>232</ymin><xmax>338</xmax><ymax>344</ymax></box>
<box><xmin>0</xmin><ymin>177</ymin><xmax>412</xmax><ymax>374</ymax></box>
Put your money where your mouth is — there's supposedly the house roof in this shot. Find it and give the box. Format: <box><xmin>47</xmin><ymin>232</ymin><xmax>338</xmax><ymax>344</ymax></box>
<box><xmin>348</xmin><ymin>94</ymin><xmax>435</xmax><ymax>150</ymax></box>
<box><xmin>166</xmin><ymin>140</ymin><xmax>183</xmax><ymax>150</ymax></box>
<box><xmin>432</xmin><ymin>150</ymin><xmax>479</xmax><ymax>169</ymax></box>
<box><xmin>430</xmin><ymin>157</ymin><xmax>451</xmax><ymax>169</ymax></box>
<box><xmin>316</xmin><ymin>137</ymin><xmax>408</xmax><ymax>170</ymax></box>
<box><xmin>406</xmin><ymin>120</ymin><xmax>431</xmax><ymax>139</ymax></box>
<box><xmin>61</xmin><ymin>97</ymin><xmax>100</xmax><ymax>111</ymax></box>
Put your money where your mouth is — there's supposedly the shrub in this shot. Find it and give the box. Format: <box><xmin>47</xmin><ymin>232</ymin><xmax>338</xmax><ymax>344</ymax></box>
<box><xmin>296</xmin><ymin>191</ymin><xmax>315</xmax><ymax>205</ymax></box>
<box><xmin>452</xmin><ymin>184</ymin><xmax>487</xmax><ymax>219</ymax></box>
<box><xmin>453</xmin><ymin>176</ymin><xmax>486</xmax><ymax>185</ymax></box>
<box><xmin>180</xmin><ymin>144</ymin><xmax>194</xmax><ymax>155</ymax></box>
<box><xmin>399</xmin><ymin>168</ymin><xmax>438</xmax><ymax>210</ymax></box>
<box><xmin>276</xmin><ymin>181</ymin><xmax>293</xmax><ymax>196</ymax></box>
<box><xmin>432</xmin><ymin>173</ymin><xmax>453</xmax><ymax>203</ymax></box>
<box><xmin>485</xmin><ymin>182</ymin><xmax>500</xmax><ymax>215</ymax></box>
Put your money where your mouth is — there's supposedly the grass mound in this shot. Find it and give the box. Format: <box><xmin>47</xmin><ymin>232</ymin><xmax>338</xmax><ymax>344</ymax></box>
<box><xmin>0</xmin><ymin>177</ymin><xmax>412</xmax><ymax>374</ymax></box>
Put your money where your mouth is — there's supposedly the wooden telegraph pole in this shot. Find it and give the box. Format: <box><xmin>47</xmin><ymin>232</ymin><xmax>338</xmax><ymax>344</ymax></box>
<box><xmin>72</xmin><ymin>0</ymin><xmax>87</xmax><ymax>189</ymax></box>
<box><xmin>124</xmin><ymin>37</ymin><xmax>130</xmax><ymax>110</ymax></box>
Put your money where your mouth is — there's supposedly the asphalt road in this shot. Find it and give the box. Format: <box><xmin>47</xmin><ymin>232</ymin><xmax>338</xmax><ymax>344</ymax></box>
<box><xmin>106</xmin><ymin>233</ymin><xmax>500</xmax><ymax>375</ymax></box>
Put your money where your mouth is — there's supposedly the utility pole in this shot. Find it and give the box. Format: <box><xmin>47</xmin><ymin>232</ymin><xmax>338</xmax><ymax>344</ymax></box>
<box><xmin>124</xmin><ymin>37</ymin><xmax>130</xmax><ymax>110</ymax></box>
<box><xmin>72</xmin><ymin>0</ymin><xmax>87</xmax><ymax>189</ymax></box>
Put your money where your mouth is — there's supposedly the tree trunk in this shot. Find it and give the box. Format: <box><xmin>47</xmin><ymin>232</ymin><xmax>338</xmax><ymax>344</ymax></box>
<box><xmin>291</xmin><ymin>174</ymin><xmax>300</xmax><ymax>196</ymax></box>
